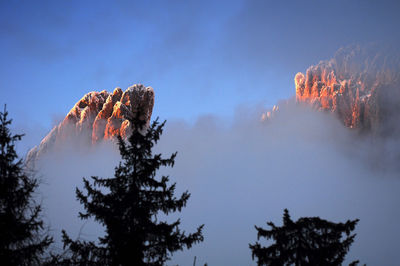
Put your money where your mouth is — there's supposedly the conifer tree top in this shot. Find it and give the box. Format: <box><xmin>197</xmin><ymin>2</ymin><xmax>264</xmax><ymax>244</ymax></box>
<box><xmin>60</xmin><ymin>111</ymin><xmax>204</xmax><ymax>266</ymax></box>
<box><xmin>250</xmin><ymin>209</ymin><xmax>359</xmax><ymax>266</ymax></box>
<box><xmin>0</xmin><ymin>105</ymin><xmax>52</xmax><ymax>265</ymax></box>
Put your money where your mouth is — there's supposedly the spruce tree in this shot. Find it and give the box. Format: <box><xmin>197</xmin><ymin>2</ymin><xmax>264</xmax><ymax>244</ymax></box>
<box><xmin>61</xmin><ymin>115</ymin><xmax>204</xmax><ymax>265</ymax></box>
<box><xmin>250</xmin><ymin>209</ymin><xmax>359</xmax><ymax>266</ymax></box>
<box><xmin>0</xmin><ymin>106</ymin><xmax>53</xmax><ymax>265</ymax></box>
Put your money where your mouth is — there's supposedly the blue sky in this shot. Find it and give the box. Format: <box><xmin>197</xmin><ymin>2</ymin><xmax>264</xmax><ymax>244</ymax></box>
<box><xmin>2</xmin><ymin>2</ymin><xmax>400</xmax><ymax>264</ymax></box>
<box><xmin>1</xmin><ymin>0</ymin><xmax>400</xmax><ymax>129</ymax></box>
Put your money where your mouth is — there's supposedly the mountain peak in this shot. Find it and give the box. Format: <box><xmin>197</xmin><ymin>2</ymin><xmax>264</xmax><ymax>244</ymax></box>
<box><xmin>27</xmin><ymin>84</ymin><xmax>154</xmax><ymax>163</ymax></box>
<box><xmin>294</xmin><ymin>44</ymin><xmax>400</xmax><ymax>135</ymax></box>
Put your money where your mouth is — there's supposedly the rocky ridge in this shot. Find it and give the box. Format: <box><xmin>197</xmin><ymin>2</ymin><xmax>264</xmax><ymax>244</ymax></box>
<box><xmin>28</xmin><ymin>45</ymin><xmax>400</xmax><ymax>164</ymax></box>
<box><xmin>295</xmin><ymin>45</ymin><xmax>400</xmax><ymax>136</ymax></box>
<box><xmin>27</xmin><ymin>84</ymin><xmax>154</xmax><ymax>163</ymax></box>
<box><xmin>265</xmin><ymin>44</ymin><xmax>400</xmax><ymax>137</ymax></box>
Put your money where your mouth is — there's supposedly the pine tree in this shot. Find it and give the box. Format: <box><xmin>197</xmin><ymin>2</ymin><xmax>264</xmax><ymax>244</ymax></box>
<box><xmin>250</xmin><ymin>209</ymin><xmax>359</xmax><ymax>266</ymax></box>
<box><xmin>61</xmin><ymin>115</ymin><xmax>204</xmax><ymax>265</ymax></box>
<box><xmin>0</xmin><ymin>106</ymin><xmax>53</xmax><ymax>265</ymax></box>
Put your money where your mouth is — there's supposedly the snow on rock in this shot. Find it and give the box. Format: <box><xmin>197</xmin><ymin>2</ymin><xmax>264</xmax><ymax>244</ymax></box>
<box><xmin>294</xmin><ymin>44</ymin><xmax>400</xmax><ymax>135</ymax></box>
<box><xmin>27</xmin><ymin>84</ymin><xmax>154</xmax><ymax>164</ymax></box>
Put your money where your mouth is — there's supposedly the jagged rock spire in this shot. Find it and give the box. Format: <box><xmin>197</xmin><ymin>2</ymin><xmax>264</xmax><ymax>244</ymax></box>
<box><xmin>27</xmin><ymin>84</ymin><xmax>154</xmax><ymax>163</ymax></box>
<box><xmin>294</xmin><ymin>44</ymin><xmax>400</xmax><ymax>134</ymax></box>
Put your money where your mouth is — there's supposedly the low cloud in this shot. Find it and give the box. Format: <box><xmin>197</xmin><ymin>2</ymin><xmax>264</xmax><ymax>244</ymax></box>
<box><xmin>31</xmin><ymin>103</ymin><xmax>400</xmax><ymax>265</ymax></box>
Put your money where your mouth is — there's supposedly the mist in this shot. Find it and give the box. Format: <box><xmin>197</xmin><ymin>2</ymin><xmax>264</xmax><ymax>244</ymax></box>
<box><xmin>28</xmin><ymin>102</ymin><xmax>400</xmax><ymax>266</ymax></box>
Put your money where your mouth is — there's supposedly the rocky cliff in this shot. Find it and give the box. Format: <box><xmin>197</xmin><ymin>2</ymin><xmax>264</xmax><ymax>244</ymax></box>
<box><xmin>27</xmin><ymin>84</ymin><xmax>154</xmax><ymax>163</ymax></box>
<box><xmin>294</xmin><ymin>44</ymin><xmax>400</xmax><ymax>136</ymax></box>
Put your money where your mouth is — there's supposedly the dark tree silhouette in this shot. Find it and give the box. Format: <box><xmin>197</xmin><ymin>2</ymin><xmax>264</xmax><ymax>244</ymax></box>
<box><xmin>250</xmin><ymin>209</ymin><xmax>360</xmax><ymax>266</ymax></box>
<box><xmin>0</xmin><ymin>106</ymin><xmax>52</xmax><ymax>265</ymax></box>
<box><xmin>61</xmin><ymin>115</ymin><xmax>204</xmax><ymax>265</ymax></box>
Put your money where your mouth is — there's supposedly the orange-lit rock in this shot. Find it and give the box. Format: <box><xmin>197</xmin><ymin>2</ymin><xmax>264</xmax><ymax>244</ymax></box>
<box><xmin>27</xmin><ymin>84</ymin><xmax>154</xmax><ymax>163</ymax></box>
<box><xmin>92</xmin><ymin>87</ymin><xmax>123</xmax><ymax>143</ymax></box>
<box><xmin>295</xmin><ymin>44</ymin><xmax>400</xmax><ymax>134</ymax></box>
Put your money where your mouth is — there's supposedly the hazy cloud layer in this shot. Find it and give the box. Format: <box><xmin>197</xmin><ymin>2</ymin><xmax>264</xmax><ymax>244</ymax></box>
<box><xmin>31</xmin><ymin>104</ymin><xmax>400</xmax><ymax>265</ymax></box>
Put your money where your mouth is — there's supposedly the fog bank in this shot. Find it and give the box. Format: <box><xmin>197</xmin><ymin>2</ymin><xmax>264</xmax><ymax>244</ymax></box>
<box><xmin>34</xmin><ymin>103</ymin><xmax>400</xmax><ymax>265</ymax></box>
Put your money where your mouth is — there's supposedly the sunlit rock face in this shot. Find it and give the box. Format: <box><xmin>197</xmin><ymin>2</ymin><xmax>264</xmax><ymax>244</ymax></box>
<box><xmin>27</xmin><ymin>84</ymin><xmax>154</xmax><ymax>163</ymax></box>
<box><xmin>295</xmin><ymin>44</ymin><xmax>400</xmax><ymax>136</ymax></box>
